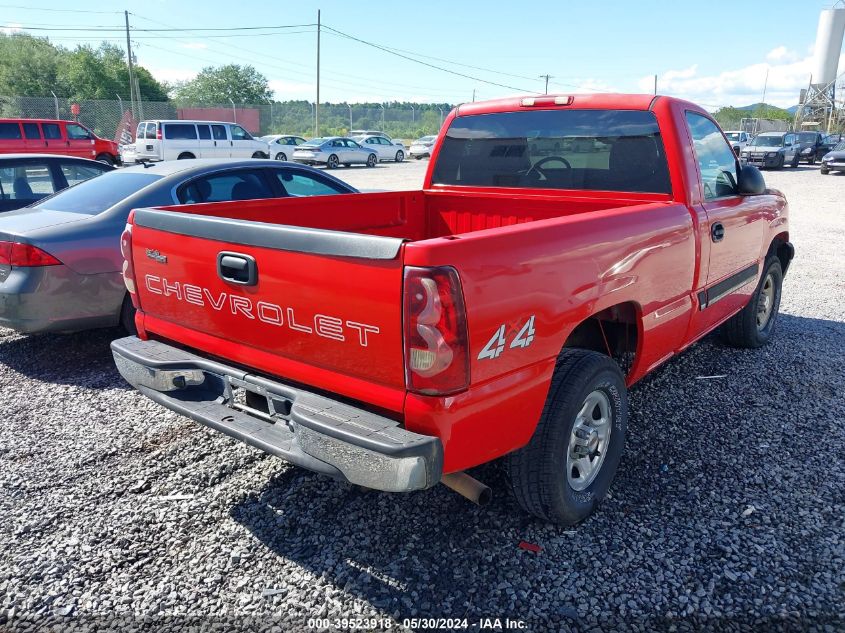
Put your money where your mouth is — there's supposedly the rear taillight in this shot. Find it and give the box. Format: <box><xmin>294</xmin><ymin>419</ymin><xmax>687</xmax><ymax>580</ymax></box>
<box><xmin>0</xmin><ymin>241</ymin><xmax>61</xmax><ymax>267</ymax></box>
<box><xmin>155</xmin><ymin>124</ymin><xmax>162</xmax><ymax>140</ymax></box>
<box><xmin>120</xmin><ymin>223</ymin><xmax>138</xmax><ymax>306</ymax></box>
<box><xmin>403</xmin><ymin>266</ymin><xmax>469</xmax><ymax>395</ymax></box>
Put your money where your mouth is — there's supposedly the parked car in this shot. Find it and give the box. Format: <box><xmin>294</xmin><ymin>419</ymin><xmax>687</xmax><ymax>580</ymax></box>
<box><xmin>130</xmin><ymin>120</ymin><xmax>268</xmax><ymax>163</ymax></box>
<box><xmin>0</xmin><ymin>154</ymin><xmax>112</xmax><ymax>212</ymax></box>
<box><xmin>0</xmin><ymin>160</ymin><xmax>357</xmax><ymax>334</ymax></box>
<box><xmin>292</xmin><ymin>137</ymin><xmax>378</xmax><ymax>168</ymax></box>
<box><xmin>820</xmin><ymin>141</ymin><xmax>845</xmax><ymax>175</ymax></box>
<box><xmin>741</xmin><ymin>132</ymin><xmax>801</xmax><ymax>169</ymax></box>
<box><xmin>723</xmin><ymin>130</ymin><xmax>752</xmax><ymax>155</ymax></box>
<box><xmin>113</xmin><ymin>93</ymin><xmax>792</xmax><ymax>526</ymax></box>
<box><xmin>260</xmin><ymin>135</ymin><xmax>307</xmax><ymax>161</ymax></box>
<box><xmin>793</xmin><ymin>131</ymin><xmax>827</xmax><ymax>164</ymax></box>
<box><xmin>0</xmin><ymin>118</ymin><xmax>121</xmax><ymax>165</ymax></box>
<box><xmin>352</xmin><ymin>134</ymin><xmax>406</xmax><ymax>162</ymax></box>
<box><xmin>409</xmin><ymin>135</ymin><xmax>437</xmax><ymax>159</ymax></box>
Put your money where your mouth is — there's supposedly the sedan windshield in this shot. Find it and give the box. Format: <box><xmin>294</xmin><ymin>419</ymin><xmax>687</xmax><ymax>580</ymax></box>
<box><xmin>750</xmin><ymin>135</ymin><xmax>783</xmax><ymax>147</ymax></box>
<box><xmin>28</xmin><ymin>172</ymin><xmax>162</xmax><ymax>215</ymax></box>
<box><xmin>797</xmin><ymin>132</ymin><xmax>818</xmax><ymax>143</ymax></box>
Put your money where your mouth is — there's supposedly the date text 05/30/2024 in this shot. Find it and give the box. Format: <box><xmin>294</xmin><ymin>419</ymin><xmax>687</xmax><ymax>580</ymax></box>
<box><xmin>306</xmin><ymin>617</ymin><xmax>527</xmax><ymax>630</ymax></box>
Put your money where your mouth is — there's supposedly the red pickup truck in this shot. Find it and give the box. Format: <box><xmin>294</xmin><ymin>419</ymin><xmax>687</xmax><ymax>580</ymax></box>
<box><xmin>112</xmin><ymin>94</ymin><xmax>793</xmax><ymax>525</ymax></box>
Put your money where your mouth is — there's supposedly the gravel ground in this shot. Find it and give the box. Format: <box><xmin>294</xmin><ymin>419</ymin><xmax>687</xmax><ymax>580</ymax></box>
<box><xmin>0</xmin><ymin>162</ymin><xmax>843</xmax><ymax>632</ymax></box>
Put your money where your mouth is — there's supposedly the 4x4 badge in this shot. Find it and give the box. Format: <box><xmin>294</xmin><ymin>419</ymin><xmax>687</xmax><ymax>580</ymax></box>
<box><xmin>145</xmin><ymin>249</ymin><xmax>167</xmax><ymax>264</ymax></box>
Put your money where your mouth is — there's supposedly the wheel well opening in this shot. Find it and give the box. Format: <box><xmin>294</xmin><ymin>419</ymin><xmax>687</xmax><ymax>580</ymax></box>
<box><xmin>769</xmin><ymin>234</ymin><xmax>792</xmax><ymax>276</ymax></box>
<box><xmin>563</xmin><ymin>303</ymin><xmax>639</xmax><ymax>375</ymax></box>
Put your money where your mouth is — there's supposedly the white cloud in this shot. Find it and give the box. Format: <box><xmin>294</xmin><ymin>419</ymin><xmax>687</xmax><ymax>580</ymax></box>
<box><xmin>181</xmin><ymin>42</ymin><xmax>208</xmax><ymax>50</ymax></box>
<box><xmin>1</xmin><ymin>23</ymin><xmax>22</xmax><ymax>35</ymax></box>
<box><xmin>147</xmin><ymin>66</ymin><xmax>197</xmax><ymax>84</ymax></box>
<box><xmin>639</xmin><ymin>51</ymin><xmax>845</xmax><ymax>108</ymax></box>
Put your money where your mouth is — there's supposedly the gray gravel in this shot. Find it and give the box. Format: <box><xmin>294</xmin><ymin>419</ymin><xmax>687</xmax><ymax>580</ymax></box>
<box><xmin>1</xmin><ymin>163</ymin><xmax>843</xmax><ymax>632</ymax></box>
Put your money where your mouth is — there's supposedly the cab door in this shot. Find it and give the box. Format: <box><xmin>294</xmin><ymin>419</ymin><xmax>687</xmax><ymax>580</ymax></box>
<box><xmin>65</xmin><ymin>122</ymin><xmax>97</xmax><ymax>160</ymax></box>
<box><xmin>684</xmin><ymin>112</ymin><xmax>768</xmax><ymax>338</ymax></box>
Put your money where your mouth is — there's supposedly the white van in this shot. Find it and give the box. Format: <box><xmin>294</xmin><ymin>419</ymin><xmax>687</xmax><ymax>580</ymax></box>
<box><xmin>132</xmin><ymin>120</ymin><xmax>268</xmax><ymax>162</ymax></box>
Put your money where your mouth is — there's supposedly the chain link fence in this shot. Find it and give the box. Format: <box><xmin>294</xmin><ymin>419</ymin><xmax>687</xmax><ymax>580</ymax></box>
<box><xmin>0</xmin><ymin>95</ymin><xmax>450</xmax><ymax>143</ymax></box>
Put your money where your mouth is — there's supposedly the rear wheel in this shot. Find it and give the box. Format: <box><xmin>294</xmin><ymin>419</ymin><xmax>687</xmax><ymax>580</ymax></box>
<box><xmin>395</xmin><ymin>150</ymin><xmax>404</xmax><ymax>162</ymax></box>
<box><xmin>274</xmin><ymin>152</ymin><xmax>287</xmax><ymax>161</ymax></box>
<box><xmin>719</xmin><ymin>255</ymin><xmax>782</xmax><ymax>348</ymax></box>
<box><xmin>790</xmin><ymin>154</ymin><xmax>799</xmax><ymax>168</ymax></box>
<box><xmin>366</xmin><ymin>153</ymin><xmax>377</xmax><ymax>168</ymax></box>
<box><xmin>120</xmin><ymin>294</ymin><xmax>137</xmax><ymax>335</ymax></box>
<box><xmin>507</xmin><ymin>349</ymin><xmax>627</xmax><ymax>526</ymax></box>
<box><xmin>326</xmin><ymin>154</ymin><xmax>339</xmax><ymax>169</ymax></box>
<box><xmin>95</xmin><ymin>154</ymin><xmax>114</xmax><ymax>166</ymax></box>
<box><xmin>177</xmin><ymin>152</ymin><xmax>195</xmax><ymax>160</ymax></box>
<box><xmin>252</xmin><ymin>151</ymin><xmax>265</xmax><ymax>159</ymax></box>
<box><xmin>821</xmin><ymin>166</ymin><xmax>830</xmax><ymax>175</ymax></box>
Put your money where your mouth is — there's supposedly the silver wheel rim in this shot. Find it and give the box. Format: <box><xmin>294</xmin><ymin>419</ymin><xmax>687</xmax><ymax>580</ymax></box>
<box><xmin>276</xmin><ymin>153</ymin><xmax>285</xmax><ymax>161</ymax></box>
<box><xmin>368</xmin><ymin>154</ymin><xmax>376</xmax><ymax>166</ymax></box>
<box><xmin>396</xmin><ymin>151</ymin><xmax>403</xmax><ymax>162</ymax></box>
<box><xmin>757</xmin><ymin>273</ymin><xmax>775</xmax><ymax>329</ymax></box>
<box><xmin>328</xmin><ymin>156</ymin><xmax>338</xmax><ymax>168</ymax></box>
<box><xmin>566</xmin><ymin>390</ymin><xmax>612</xmax><ymax>491</ymax></box>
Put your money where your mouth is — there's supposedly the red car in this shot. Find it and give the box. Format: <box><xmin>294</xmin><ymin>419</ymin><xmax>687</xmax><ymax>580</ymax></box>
<box><xmin>0</xmin><ymin>118</ymin><xmax>121</xmax><ymax>165</ymax></box>
<box><xmin>112</xmin><ymin>93</ymin><xmax>793</xmax><ymax>525</ymax></box>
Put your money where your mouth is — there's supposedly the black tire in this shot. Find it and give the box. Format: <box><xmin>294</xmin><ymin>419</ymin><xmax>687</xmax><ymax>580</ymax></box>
<box><xmin>120</xmin><ymin>294</ymin><xmax>137</xmax><ymax>335</ymax></box>
<box><xmin>395</xmin><ymin>150</ymin><xmax>404</xmax><ymax>162</ymax></box>
<box><xmin>719</xmin><ymin>255</ymin><xmax>783</xmax><ymax>349</ymax></box>
<box><xmin>177</xmin><ymin>152</ymin><xmax>195</xmax><ymax>160</ymax></box>
<box><xmin>275</xmin><ymin>152</ymin><xmax>287</xmax><ymax>161</ymax></box>
<box><xmin>95</xmin><ymin>153</ymin><xmax>115</xmax><ymax>166</ymax></box>
<box><xmin>821</xmin><ymin>167</ymin><xmax>829</xmax><ymax>175</ymax></box>
<box><xmin>415</xmin><ymin>155</ymin><xmax>422</xmax><ymax>160</ymax></box>
<box><xmin>507</xmin><ymin>349</ymin><xmax>627</xmax><ymax>526</ymax></box>
<box><xmin>809</xmin><ymin>155</ymin><xmax>816</xmax><ymax>165</ymax></box>
<box><xmin>366</xmin><ymin>153</ymin><xmax>377</xmax><ymax>168</ymax></box>
<box><xmin>326</xmin><ymin>154</ymin><xmax>339</xmax><ymax>169</ymax></box>
<box><xmin>252</xmin><ymin>152</ymin><xmax>265</xmax><ymax>159</ymax></box>
<box><xmin>790</xmin><ymin>155</ymin><xmax>799</xmax><ymax>168</ymax></box>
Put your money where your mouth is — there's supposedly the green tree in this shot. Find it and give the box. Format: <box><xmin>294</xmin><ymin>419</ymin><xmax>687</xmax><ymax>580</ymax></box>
<box><xmin>173</xmin><ymin>64</ymin><xmax>272</xmax><ymax>105</ymax></box>
<box><xmin>0</xmin><ymin>34</ymin><xmax>63</xmax><ymax>96</ymax></box>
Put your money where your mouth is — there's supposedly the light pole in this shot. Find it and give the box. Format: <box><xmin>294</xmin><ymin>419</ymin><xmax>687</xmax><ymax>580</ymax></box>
<box><xmin>379</xmin><ymin>103</ymin><xmax>386</xmax><ymax>131</ymax></box>
<box><xmin>347</xmin><ymin>104</ymin><xmax>353</xmax><ymax>132</ymax></box>
<box><xmin>438</xmin><ymin>107</ymin><xmax>444</xmax><ymax>130</ymax></box>
<box><xmin>539</xmin><ymin>74</ymin><xmax>553</xmax><ymax>94</ymax></box>
<box><xmin>51</xmin><ymin>91</ymin><xmax>59</xmax><ymax>119</ymax></box>
<box><xmin>229</xmin><ymin>98</ymin><xmax>236</xmax><ymax>124</ymax></box>
<box><xmin>116</xmin><ymin>94</ymin><xmax>123</xmax><ymax>114</ymax></box>
<box><xmin>410</xmin><ymin>104</ymin><xmax>415</xmax><ymax>124</ymax></box>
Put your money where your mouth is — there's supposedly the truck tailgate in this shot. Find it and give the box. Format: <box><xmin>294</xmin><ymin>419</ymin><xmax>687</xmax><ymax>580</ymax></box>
<box><xmin>130</xmin><ymin>208</ymin><xmax>407</xmax><ymax>398</ymax></box>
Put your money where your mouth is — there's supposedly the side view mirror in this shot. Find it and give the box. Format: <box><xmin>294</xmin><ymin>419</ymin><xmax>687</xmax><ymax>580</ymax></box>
<box><xmin>737</xmin><ymin>164</ymin><xmax>766</xmax><ymax>195</ymax></box>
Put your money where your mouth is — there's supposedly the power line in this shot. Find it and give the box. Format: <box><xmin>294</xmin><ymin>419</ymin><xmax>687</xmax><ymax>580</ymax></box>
<box><xmin>321</xmin><ymin>25</ymin><xmax>538</xmax><ymax>94</ymax></box>
<box><xmin>7</xmin><ymin>23</ymin><xmax>316</xmax><ymax>32</ymax></box>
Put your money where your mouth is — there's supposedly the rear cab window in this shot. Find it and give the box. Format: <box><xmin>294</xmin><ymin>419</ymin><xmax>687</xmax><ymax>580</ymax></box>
<box><xmin>431</xmin><ymin>109</ymin><xmax>671</xmax><ymax>193</ymax></box>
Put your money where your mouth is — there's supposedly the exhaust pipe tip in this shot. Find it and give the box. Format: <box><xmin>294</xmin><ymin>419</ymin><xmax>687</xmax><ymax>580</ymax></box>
<box><xmin>441</xmin><ymin>472</ymin><xmax>492</xmax><ymax>507</ymax></box>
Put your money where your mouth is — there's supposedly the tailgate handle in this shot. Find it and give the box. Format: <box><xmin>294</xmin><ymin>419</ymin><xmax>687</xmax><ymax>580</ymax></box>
<box><xmin>217</xmin><ymin>252</ymin><xmax>257</xmax><ymax>286</ymax></box>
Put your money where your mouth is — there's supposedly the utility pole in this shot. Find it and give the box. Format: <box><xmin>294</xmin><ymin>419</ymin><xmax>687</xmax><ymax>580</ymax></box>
<box><xmin>347</xmin><ymin>104</ymin><xmax>352</xmax><ymax>132</ymax></box>
<box><xmin>653</xmin><ymin>74</ymin><xmax>657</xmax><ymax>96</ymax></box>
<box><xmin>539</xmin><ymin>74</ymin><xmax>552</xmax><ymax>94</ymax></box>
<box><xmin>315</xmin><ymin>9</ymin><xmax>321</xmax><ymax>138</ymax></box>
<box><xmin>472</xmin><ymin>89</ymin><xmax>476</xmax><ymax>102</ymax></box>
<box><xmin>124</xmin><ymin>11</ymin><xmax>137</xmax><ymax>120</ymax></box>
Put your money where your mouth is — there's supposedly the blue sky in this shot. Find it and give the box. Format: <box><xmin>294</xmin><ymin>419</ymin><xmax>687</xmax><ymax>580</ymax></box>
<box><xmin>2</xmin><ymin>0</ymin><xmax>843</xmax><ymax>108</ymax></box>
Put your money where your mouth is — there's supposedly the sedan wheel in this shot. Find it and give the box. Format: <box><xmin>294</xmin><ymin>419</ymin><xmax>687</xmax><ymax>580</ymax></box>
<box><xmin>395</xmin><ymin>150</ymin><xmax>404</xmax><ymax>163</ymax></box>
<box><xmin>327</xmin><ymin>154</ymin><xmax>339</xmax><ymax>169</ymax></box>
<box><xmin>366</xmin><ymin>153</ymin><xmax>377</xmax><ymax>168</ymax></box>
<box><xmin>275</xmin><ymin>152</ymin><xmax>287</xmax><ymax>161</ymax></box>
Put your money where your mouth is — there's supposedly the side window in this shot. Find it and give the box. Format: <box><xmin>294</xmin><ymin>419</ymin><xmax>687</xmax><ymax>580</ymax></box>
<box><xmin>0</xmin><ymin>163</ymin><xmax>56</xmax><ymax>200</ymax></box>
<box><xmin>211</xmin><ymin>124</ymin><xmax>228</xmax><ymax>140</ymax></box>
<box><xmin>347</xmin><ymin>140</ymin><xmax>361</xmax><ymax>148</ymax></box>
<box><xmin>61</xmin><ymin>162</ymin><xmax>108</xmax><ymax>187</ymax></box>
<box><xmin>230</xmin><ymin>125</ymin><xmax>251</xmax><ymax>141</ymax></box>
<box><xmin>197</xmin><ymin>125</ymin><xmax>211</xmax><ymax>140</ymax></box>
<box><xmin>164</xmin><ymin>124</ymin><xmax>198</xmax><ymax>140</ymax></box>
<box><xmin>136</xmin><ymin>122</ymin><xmax>146</xmax><ymax>139</ymax></box>
<box><xmin>66</xmin><ymin>124</ymin><xmax>92</xmax><ymax>140</ymax></box>
<box><xmin>685</xmin><ymin>112</ymin><xmax>738</xmax><ymax>200</ymax></box>
<box><xmin>145</xmin><ymin>123</ymin><xmax>158</xmax><ymax>140</ymax></box>
<box><xmin>332</xmin><ymin>140</ymin><xmax>343</xmax><ymax>147</ymax></box>
<box><xmin>177</xmin><ymin>170</ymin><xmax>273</xmax><ymax>204</ymax></box>
<box><xmin>0</xmin><ymin>122</ymin><xmax>22</xmax><ymax>139</ymax></box>
<box><xmin>274</xmin><ymin>170</ymin><xmax>346</xmax><ymax>197</ymax></box>
<box><xmin>23</xmin><ymin>123</ymin><xmax>41</xmax><ymax>139</ymax></box>
<box><xmin>784</xmin><ymin>134</ymin><xmax>793</xmax><ymax>146</ymax></box>
<box><xmin>42</xmin><ymin>123</ymin><xmax>62</xmax><ymax>139</ymax></box>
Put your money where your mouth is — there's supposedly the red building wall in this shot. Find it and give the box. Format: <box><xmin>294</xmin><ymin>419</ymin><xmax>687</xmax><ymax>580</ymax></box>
<box><xmin>177</xmin><ymin>107</ymin><xmax>261</xmax><ymax>135</ymax></box>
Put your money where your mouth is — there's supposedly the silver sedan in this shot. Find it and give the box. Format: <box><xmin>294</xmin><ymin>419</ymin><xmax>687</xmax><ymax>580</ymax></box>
<box><xmin>0</xmin><ymin>160</ymin><xmax>356</xmax><ymax>334</ymax></box>
<box><xmin>292</xmin><ymin>137</ymin><xmax>378</xmax><ymax>169</ymax></box>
